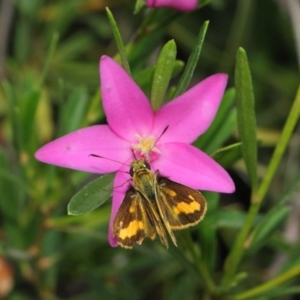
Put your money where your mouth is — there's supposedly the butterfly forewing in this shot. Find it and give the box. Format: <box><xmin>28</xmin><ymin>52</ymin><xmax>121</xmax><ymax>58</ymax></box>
<box><xmin>157</xmin><ymin>177</ymin><xmax>207</xmax><ymax>229</ymax></box>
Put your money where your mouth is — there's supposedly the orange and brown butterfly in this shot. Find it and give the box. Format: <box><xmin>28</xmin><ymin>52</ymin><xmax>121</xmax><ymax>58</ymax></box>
<box><xmin>112</xmin><ymin>158</ymin><xmax>207</xmax><ymax>249</ymax></box>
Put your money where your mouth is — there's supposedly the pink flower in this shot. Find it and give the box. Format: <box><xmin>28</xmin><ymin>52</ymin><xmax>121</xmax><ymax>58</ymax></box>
<box><xmin>35</xmin><ymin>55</ymin><xmax>235</xmax><ymax>247</ymax></box>
<box><xmin>146</xmin><ymin>0</ymin><xmax>198</xmax><ymax>11</ymax></box>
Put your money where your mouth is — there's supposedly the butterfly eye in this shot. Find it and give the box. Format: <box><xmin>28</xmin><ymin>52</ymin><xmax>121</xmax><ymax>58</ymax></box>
<box><xmin>145</xmin><ymin>162</ymin><xmax>151</xmax><ymax>170</ymax></box>
<box><xmin>129</xmin><ymin>167</ymin><xmax>134</xmax><ymax>176</ymax></box>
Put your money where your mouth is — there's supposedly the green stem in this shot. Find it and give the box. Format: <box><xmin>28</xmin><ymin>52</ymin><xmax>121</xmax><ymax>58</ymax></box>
<box><xmin>233</xmin><ymin>264</ymin><xmax>300</xmax><ymax>299</ymax></box>
<box><xmin>222</xmin><ymin>85</ymin><xmax>300</xmax><ymax>284</ymax></box>
<box><xmin>255</xmin><ymin>90</ymin><xmax>300</xmax><ymax>202</ymax></box>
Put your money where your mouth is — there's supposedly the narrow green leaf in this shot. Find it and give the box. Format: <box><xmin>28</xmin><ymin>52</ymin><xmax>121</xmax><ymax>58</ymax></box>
<box><xmin>208</xmin><ymin>110</ymin><xmax>237</xmax><ymax>154</ymax></box>
<box><xmin>171</xmin><ymin>60</ymin><xmax>185</xmax><ymax>78</ymax></box>
<box><xmin>150</xmin><ymin>40</ymin><xmax>177</xmax><ymax>111</ymax></box>
<box><xmin>172</xmin><ymin>21</ymin><xmax>209</xmax><ymax>98</ymax></box>
<box><xmin>0</xmin><ymin>149</ymin><xmax>28</xmax><ymax>219</ymax></box>
<box><xmin>39</xmin><ymin>32</ymin><xmax>59</xmax><ymax>86</ymax></box>
<box><xmin>248</xmin><ymin>174</ymin><xmax>300</xmax><ymax>253</ymax></box>
<box><xmin>199</xmin><ymin>0</ymin><xmax>212</xmax><ymax>8</ymax></box>
<box><xmin>57</xmin><ymin>87</ymin><xmax>89</xmax><ymax>136</ymax></box>
<box><xmin>254</xmin><ymin>286</ymin><xmax>300</xmax><ymax>299</ymax></box>
<box><xmin>128</xmin><ymin>29</ymin><xmax>165</xmax><ymax>66</ymax></box>
<box><xmin>248</xmin><ymin>207</ymin><xmax>290</xmax><ymax>254</ymax></box>
<box><xmin>22</xmin><ymin>89</ymin><xmax>40</xmax><ymax>149</ymax></box>
<box><xmin>215</xmin><ymin>210</ymin><xmax>248</xmax><ymax>229</ymax></box>
<box><xmin>222</xmin><ymin>86</ymin><xmax>300</xmax><ymax>286</ymax></box>
<box><xmin>198</xmin><ymin>192</ymin><xmax>219</xmax><ymax>269</ymax></box>
<box><xmin>134</xmin><ymin>65</ymin><xmax>156</xmax><ymax>96</ymax></box>
<box><xmin>234</xmin><ymin>264</ymin><xmax>300</xmax><ymax>299</ymax></box>
<box><xmin>0</xmin><ymin>168</ymin><xmax>30</xmax><ymax>196</ymax></box>
<box><xmin>235</xmin><ymin>47</ymin><xmax>258</xmax><ymax>190</ymax></box>
<box><xmin>256</xmin><ymin>84</ymin><xmax>300</xmax><ymax>202</ymax></box>
<box><xmin>68</xmin><ymin>173</ymin><xmax>115</xmax><ymax>216</ymax></box>
<box><xmin>277</xmin><ymin>174</ymin><xmax>300</xmax><ymax>207</ymax></box>
<box><xmin>3</xmin><ymin>81</ymin><xmax>24</xmax><ymax>152</ymax></box>
<box><xmin>134</xmin><ymin>0</ymin><xmax>145</xmax><ymax>14</ymax></box>
<box><xmin>106</xmin><ymin>8</ymin><xmax>131</xmax><ymax>75</ymax></box>
<box><xmin>83</xmin><ymin>90</ymin><xmax>105</xmax><ymax>126</ymax></box>
<box><xmin>194</xmin><ymin>88</ymin><xmax>236</xmax><ymax>152</ymax></box>
<box><xmin>56</xmin><ymin>33</ymin><xmax>94</xmax><ymax>61</ymax></box>
<box><xmin>211</xmin><ymin>142</ymin><xmax>242</xmax><ymax>168</ymax></box>
<box><xmin>134</xmin><ymin>60</ymin><xmax>184</xmax><ymax>98</ymax></box>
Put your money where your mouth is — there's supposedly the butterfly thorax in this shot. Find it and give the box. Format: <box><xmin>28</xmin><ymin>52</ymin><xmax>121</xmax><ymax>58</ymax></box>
<box><xmin>130</xmin><ymin>159</ymin><xmax>157</xmax><ymax>203</ymax></box>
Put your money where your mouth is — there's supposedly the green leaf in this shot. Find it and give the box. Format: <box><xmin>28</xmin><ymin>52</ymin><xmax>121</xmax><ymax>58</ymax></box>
<box><xmin>134</xmin><ymin>0</ymin><xmax>145</xmax><ymax>14</ymax></box>
<box><xmin>39</xmin><ymin>32</ymin><xmax>59</xmax><ymax>86</ymax></box>
<box><xmin>172</xmin><ymin>21</ymin><xmax>209</xmax><ymax>98</ymax></box>
<box><xmin>83</xmin><ymin>90</ymin><xmax>105</xmax><ymax>126</ymax></box>
<box><xmin>134</xmin><ymin>65</ymin><xmax>156</xmax><ymax>96</ymax></box>
<box><xmin>194</xmin><ymin>88</ymin><xmax>236</xmax><ymax>153</ymax></box>
<box><xmin>256</xmin><ymin>286</ymin><xmax>300</xmax><ymax>300</ymax></box>
<box><xmin>198</xmin><ymin>192</ymin><xmax>219</xmax><ymax>269</ymax></box>
<box><xmin>150</xmin><ymin>40</ymin><xmax>177</xmax><ymax>111</ymax></box>
<box><xmin>3</xmin><ymin>80</ymin><xmax>24</xmax><ymax>152</ymax></box>
<box><xmin>57</xmin><ymin>87</ymin><xmax>89</xmax><ymax>136</ymax></box>
<box><xmin>106</xmin><ymin>8</ymin><xmax>131</xmax><ymax>75</ymax></box>
<box><xmin>208</xmin><ymin>109</ymin><xmax>237</xmax><ymax>154</ymax></box>
<box><xmin>211</xmin><ymin>142</ymin><xmax>242</xmax><ymax>168</ymax></box>
<box><xmin>128</xmin><ymin>29</ymin><xmax>165</xmax><ymax>67</ymax></box>
<box><xmin>248</xmin><ymin>174</ymin><xmax>300</xmax><ymax>253</ymax></box>
<box><xmin>21</xmin><ymin>89</ymin><xmax>40</xmax><ymax>150</ymax></box>
<box><xmin>134</xmin><ymin>60</ymin><xmax>184</xmax><ymax>98</ymax></box>
<box><xmin>235</xmin><ymin>47</ymin><xmax>258</xmax><ymax>190</ymax></box>
<box><xmin>233</xmin><ymin>264</ymin><xmax>300</xmax><ymax>299</ymax></box>
<box><xmin>0</xmin><ymin>149</ymin><xmax>28</xmax><ymax>219</ymax></box>
<box><xmin>277</xmin><ymin>174</ymin><xmax>300</xmax><ymax>207</ymax></box>
<box><xmin>215</xmin><ymin>210</ymin><xmax>248</xmax><ymax>229</ymax></box>
<box><xmin>256</xmin><ymin>84</ymin><xmax>300</xmax><ymax>202</ymax></box>
<box><xmin>68</xmin><ymin>173</ymin><xmax>115</xmax><ymax>216</ymax></box>
<box><xmin>55</xmin><ymin>33</ymin><xmax>93</xmax><ymax>61</ymax></box>
<box><xmin>199</xmin><ymin>0</ymin><xmax>212</xmax><ymax>8</ymax></box>
<box><xmin>248</xmin><ymin>207</ymin><xmax>290</xmax><ymax>254</ymax></box>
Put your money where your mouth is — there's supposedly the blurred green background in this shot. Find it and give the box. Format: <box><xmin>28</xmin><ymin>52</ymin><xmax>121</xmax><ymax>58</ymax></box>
<box><xmin>0</xmin><ymin>0</ymin><xmax>299</xmax><ymax>299</ymax></box>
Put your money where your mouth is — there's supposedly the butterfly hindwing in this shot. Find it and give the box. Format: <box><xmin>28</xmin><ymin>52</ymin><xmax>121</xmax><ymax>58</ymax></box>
<box><xmin>112</xmin><ymin>190</ymin><xmax>154</xmax><ymax>248</ymax></box>
<box><xmin>156</xmin><ymin>177</ymin><xmax>207</xmax><ymax>230</ymax></box>
<box><xmin>112</xmin><ymin>188</ymin><xmax>168</xmax><ymax>248</ymax></box>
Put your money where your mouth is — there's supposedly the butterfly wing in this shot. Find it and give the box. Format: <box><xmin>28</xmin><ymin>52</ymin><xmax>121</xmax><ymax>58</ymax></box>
<box><xmin>156</xmin><ymin>177</ymin><xmax>207</xmax><ymax>230</ymax></box>
<box><xmin>112</xmin><ymin>189</ymin><xmax>168</xmax><ymax>248</ymax></box>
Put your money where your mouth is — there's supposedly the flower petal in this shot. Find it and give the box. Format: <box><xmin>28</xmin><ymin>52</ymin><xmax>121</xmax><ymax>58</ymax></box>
<box><xmin>153</xmin><ymin>74</ymin><xmax>228</xmax><ymax>144</ymax></box>
<box><xmin>146</xmin><ymin>0</ymin><xmax>198</xmax><ymax>11</ymax></box>
<box><xmin>152</xmin><ymin>142</ymin><xmax>235</xmax><ymax>193</ymax></box>
<box><xmin>108</xmin><ymin>168</ymin><xmax>131</xmax><ymax>247</ymax></box>
<box><xmin>35</xmin><ymin>125</ymin><xmax>132</xmax><ymax>173</ymax></box>
<box><xmin>100</xmin><ymin>56</ymin><xmax>154</xmax><ymax>141</ymax></box>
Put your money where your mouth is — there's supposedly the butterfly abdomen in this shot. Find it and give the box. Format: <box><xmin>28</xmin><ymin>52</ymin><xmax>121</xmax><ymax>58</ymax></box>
<box><xmin>133</xmin><ymin>170</ymin><xmax>157</xmax><ymax>204</ymax></box>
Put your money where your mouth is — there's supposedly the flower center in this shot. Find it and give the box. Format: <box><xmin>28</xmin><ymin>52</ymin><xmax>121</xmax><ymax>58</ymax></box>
<box><xmin>132</xmin><ymin>134</ymin><xmax>160</xmax><ymax>160</ymax></box>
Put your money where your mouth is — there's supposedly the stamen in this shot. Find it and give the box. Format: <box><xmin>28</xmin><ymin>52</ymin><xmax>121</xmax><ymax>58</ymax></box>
<box><xmin>132</xmin><ymin>134</ymin><xmax>160</xmax><ymax>160</ymax></box>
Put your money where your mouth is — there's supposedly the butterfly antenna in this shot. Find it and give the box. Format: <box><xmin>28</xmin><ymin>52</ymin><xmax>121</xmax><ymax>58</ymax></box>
<box><xmin>89</xmin><ymin>154</ymin><xmax>130</xmax><ymax>166</ymax></box>
<box><xmin>131</xmin><ymin>150</ymin><xmax>138</xmax><ymax>160</ymax></box>
<box><xmin>155</xmin><ymin>125</ymin><xmax>169</xmax><ymax>146</ymax></box>
<box><xmin>131</xmin><ymin>126</ymin><xmax>169</xmax><ymax>161</ymax></box>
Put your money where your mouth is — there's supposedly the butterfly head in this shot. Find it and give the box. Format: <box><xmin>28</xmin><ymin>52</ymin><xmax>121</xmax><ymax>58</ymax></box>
<box><xmin>129</xmin><ymin>159</ymin><xmax>151</xmax><ymax>177</ymax></box>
